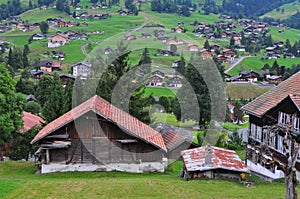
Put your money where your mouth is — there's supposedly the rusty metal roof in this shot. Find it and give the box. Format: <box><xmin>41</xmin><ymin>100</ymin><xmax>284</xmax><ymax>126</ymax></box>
<box><xmin>181</xmin><ymin>146</ymin><xmax>250</xmax><ymax>173</ymax></box>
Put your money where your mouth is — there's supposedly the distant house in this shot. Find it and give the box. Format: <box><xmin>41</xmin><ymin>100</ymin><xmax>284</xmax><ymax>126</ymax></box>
<box><xmin>52</xmin><ymin>50</ymin><xmax>65</xmax><ymax>60</ymax></box>
<box><xmin>31</xmin><ymin>70</ymin><xmax>50</xmax><ymax>79</ymax></box>
<box><xmin>25</xmin><ymin>94</ymin><xmax>37</xmax><ymax>102</ymax></box>
<box><xmin>104</xmin><ymin>47</ymin><xmax>113</xmax><ymax>55</ymax></box>
<box><xmin>156</xmin><ymin>123</ymin><xmax>198</xmax><ymax>159</ymax></box>
<box><xmin>149</xmin><ymin>74</ymin><xmax>164</xmax><ymax>86</ymax></box>
<box><xmin>172</xmin><ymin>60</ymin><xmax>180</xmax><ymax>67</ymax></box>
<box><xmin>141</xmin><ymin>33</ymin><xmax>151</xmax><ymax>39</ymax></box>
<box><xmin>169</xmin><ymin>75</ymin><xmax>182</xmax><ymax>87</ymax></box>
<box><xmin>31</xmin><ymin>95</ymin><xmax>167</xmax><ymax>174</ymax></box>
<box><xmin>181</xmin><ymin>146</ymin><xmax>250</xmax><ymax>180</ymax></box>
<box><xmin>222</xmin><ymin>49</ymin><xmax>237</xmax><ymax>61</ymax></box>
<box><xmin>47</xmin><ymin>34</ymin><xmax>69</xmax><ymax>48</ymax></box>
<box><xmin>72</xmin><ymin>61</ymin><xmax>92</xmax><ymax>77</ymax></box>
<box><xmin>166</xmin><ymin>39</ymin><xmax>184</xmax><ymax>46</ymax></box>
<box><xmin>59</xmin><ymin>74</ymin><xmax>75</xmax><ymax>85</ymax></box>
<box><xmin>20</xmin><ymin>111</ymin><xmax>45</xmax><ymax>133</ymax></box>
<box><xmin>40</xmin><ymin>60</ymin><xmax>62</xmax><ymax>72</ymax></box>
<box><xmin>200</xmin><ymin>49</ymin><xmax>213</xmax><ymax>59</ymax></box>
<box><xmin>239</xmin><ymin>70</ymin><xmax>259</xmax><ymax>82</ymax></box>
<box><xmin>152</xmin><ymin>70</ymin><xmax>165</xmax><ymax>77</ymax></box>
<box><xmin>125</xmin><ymin>34</ymin><xmax>136</xmax><ymax>41</ymax></box>
<box><xmin>32</xmin><ymin>34</ymin><xmax>45</xmax><ymax>40</ymax></box>
<box><xmin>267</xmin><ymin>75</ymin><xmax>283</xmax><ymax>84</ymax></box>
<box><xmin>188</xmin><ymin>44</ymin><xmax>199</xmax><ymax>52</ymax></box>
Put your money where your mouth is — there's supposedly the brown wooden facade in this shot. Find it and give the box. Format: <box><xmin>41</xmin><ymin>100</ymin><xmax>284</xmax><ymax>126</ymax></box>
<box><xmin>37</xmin><ymin>111</ymin><xmax>165</xmax><ymax>167</ymax></box>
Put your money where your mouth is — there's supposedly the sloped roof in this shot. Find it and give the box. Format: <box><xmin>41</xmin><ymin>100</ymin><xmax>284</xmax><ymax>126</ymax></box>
<box><xmin>31</xmin><ymin>95</ymin><xmax>166</xmax><ymax>151</ymax></box>
<box><xmin>181</xmin><ymin>146</ymin><xmax>250</xmax><ymax>173</ymax></box>
<box><xmin>20</xmin><ymin>111</ymin><xmax>45</xmax><ymax>133</ymax></box>
<box><xmin>156</xmin><ymin>123</ymin><xmax>194</xmax><ymax>151</ymax></box>
<box><xmin>241</xmin><ymin>71</ymin><xmax>300</xmax><ymax>117</ymax></box>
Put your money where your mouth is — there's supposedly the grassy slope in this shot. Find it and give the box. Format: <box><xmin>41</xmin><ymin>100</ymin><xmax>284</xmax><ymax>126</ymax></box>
<box><xmin>225</xmin><ymin>83</ymin><xmax>270</xmax><ymax>100</ymax></box>
<box><xmin>228</xmin><ymin>56</ymin><xmax>300</xmax><ymax>76</ymax></box>
<box><xmin>0</xmin><ymin>161</ymin><xmax>292</xmax><ymax>199</ymax></box>
<box><xmin>260</xmin><ymin>0</ymin><xmax>300</xmax><ymax>20</ymax></box>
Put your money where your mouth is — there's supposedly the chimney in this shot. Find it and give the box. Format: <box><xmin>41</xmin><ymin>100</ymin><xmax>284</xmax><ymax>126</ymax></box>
<box><xmin>205</xmin><ymin>145</ymin><xmax>213</xmax><ymax>166</ymax></box>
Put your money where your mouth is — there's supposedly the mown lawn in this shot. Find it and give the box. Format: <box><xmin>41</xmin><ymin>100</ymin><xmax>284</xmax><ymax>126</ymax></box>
<box><xmin>0</xmin><ymin>160</ymin><xmax>293</xmax><ymax>199</ymax></box>
<box><xmin>144</xmin><ymin>86</ymin><xmax>178</xmax><ymax>97</ymax></box>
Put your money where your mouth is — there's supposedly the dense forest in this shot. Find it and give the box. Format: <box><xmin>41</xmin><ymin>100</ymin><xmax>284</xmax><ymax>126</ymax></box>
<box><xmin>283</xmin><ymin>12</ymin><xmax>300</xmax><ymax>29</ymax></box>
<box><xmin>202</xmin><ymin>0</ymin><xmax>295</xmax><ymax>18</ymax></box>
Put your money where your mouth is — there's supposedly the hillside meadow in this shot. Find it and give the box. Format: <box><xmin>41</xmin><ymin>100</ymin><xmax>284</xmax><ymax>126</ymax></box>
<box><xmin>260</xmin><ymin>0</ymin><xmax>300</xmax><ymax>20</ymax></box>
<box><xmin>0</xmin><ymin>161</ymin><xmax>293</xmax><ymax>199</ymax></box>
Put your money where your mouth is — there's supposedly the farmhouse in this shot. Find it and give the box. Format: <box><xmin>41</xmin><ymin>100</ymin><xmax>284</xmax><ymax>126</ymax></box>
<box><xmin>241</xmin><ymin>71</ymin><xmax>300</xmax><ymax>180</ymax></box>
<box><xmin>40</xmin><ymin>60</ymin><xmax>62</xmax><ymax>72</ymax></box>
<box><xmin>181</xmin><ymin>146</ymin><xmax>250</xmax><ymax>180</ymax></box>
<box><xmin>47</xmin><ymin>34</ymin><xmax>69</xmax><ymax>48</ymax></box>
<box><xmin>149</xmin><ymin>74</ymin><xmax>164</xmax><ymax>86</ymax></box>
<box><xmin>31</xmin><ymin>95</ymin><xmax>167</xmax><ymax>173</ymax></box>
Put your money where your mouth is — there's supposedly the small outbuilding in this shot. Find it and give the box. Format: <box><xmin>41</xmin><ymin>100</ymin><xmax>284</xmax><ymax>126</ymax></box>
<box><xmin>181</xmin><ymin>146</ymin><xmax>250</xmax><ymax>180</ymax></box>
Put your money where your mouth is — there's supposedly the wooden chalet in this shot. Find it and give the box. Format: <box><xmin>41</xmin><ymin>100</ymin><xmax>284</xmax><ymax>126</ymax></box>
<box><xmin>267</xmin><ymin>75</ymin><xmax>283</xmax><ymax>84</ymax></box>
<box><xmin>31</xmin><ymin>95</ymin><xmax>167</xmax><ymax>173</ymax></box>
<box><xmin>241</xmin><ymin>71</ymin><xmax>300</xmax><ymax>179</ymax></box>
<box><xmin>47</xmin><ymin>34</ymin><xmax>69</xmax><ymax>48</ymax></box>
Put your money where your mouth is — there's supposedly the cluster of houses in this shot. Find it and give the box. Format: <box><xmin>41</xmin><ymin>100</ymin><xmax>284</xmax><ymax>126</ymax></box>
<box><xmin>149</xmin><ymin>70</ymin><xmax>182</xmax><ymax>88</ymax></box>
<box><xmin>226</xmin><ymin>70</ymin><xmax>283</xmax><ymax>84</ymax></box>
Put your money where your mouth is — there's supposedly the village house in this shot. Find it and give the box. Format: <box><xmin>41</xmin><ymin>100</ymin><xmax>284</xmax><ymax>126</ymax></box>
<box><xmin>152</xmin><ymin>70</ymin><xmax>165</xmax><ymax>77</ymax></box>
<box><xmin>52</xmin><ymin>50</ymin><xmax>65</xmax><ymax>60</ymax></box>
<box><xmin>40</xmin><ymin>60</ymin><xmax>62</xmax><ymax>72</ymax></box>
<box><xmin>222</xmin><ymin>49</ymin><xmax>237</xmax><ymax>62</ymax></box>
<box><xmin>172</xmin><ymin>60</ymin><xmax>180</xmax><ymax>67</ymax></box>
<box><xmin>32</xmin><ymin>34</ymin><xmax>45</xmax><ymax>40</ymax></box>
<box><xmin>200</xmin><ymin>49</ymin><xmax>213</xmax><ymax>59</ymax></box>
<box><xmin>125</xmin><ymin>34</ymin><xmax>136</xmax><ymax>41</ymax></box>
<box><xmin>188</xmin><ymin>44</ymin><xmax>199</xmax><ymax>52</ymax></box>
<box><xmin>181</xmin><ymin>146</ymin><xmax>250</xmax><ymax>180</ymax></box>
<box><xmin>241</xmin><ymin>71</ymin><xmax>300</xmax><ymax>180</ymax></box>
<box><xmin>156</xmin><ymin>123</ymin><xmax>198</xmax><ymax>159</ymax></box>
<box><xmin>166</xmin><ymin>39</ymin><xmax>184</xmax><ymax>46</ymax></box>
<box><xmin>31</xmin><ymin>70</ymin><xmax>50</xmax><ymax>79</ymax></box>
<box><xmin>267</xmin><ymin>75</ymin><xmax>283</xmax><ymax>84</ymax></box>
<box><xmin>25</xmin><ymin>94</ymin><xmax>37</xmax><ymax>102</ymax></box>
<box><xmin>72</xmin><ymin>61</ymin><xmax>92</xmax><ymax>77</ymax></box>
<box><xmin>149</xmin><ymin>74</ymin><xmax>164</xmax><ymax>86</ymax></box>
<box><xmin>169</xmin><ymin>75</ymin><xmax>182</xmax><ymax>87</ymax></box>
<box><xmin>31</xmin><ymin>95</ymin><xmax>167</xmax><ymax>173</ymax></box>
<box><xmin>20</xmin><ymin>111</ymin><xmax>45</xmax><ymax>134</ymax></box>
<box><xmin>59</xmin><ymin>74</ymin><xmax>75</xmax><ymax>86</ymax></box>
<box><xmin>104</xmin><ymin>47</ymin><xmax>113</xmax><ymax>55</ymax></box>
<box><xmin>47</xmin><ymin>34</ymin><xmax>69</xmax><ymax>48</ymax></box>
<box><xmin>141</xmin><ymin>33</ymin><xmax>151</xmax><ymax>39</ymax></box>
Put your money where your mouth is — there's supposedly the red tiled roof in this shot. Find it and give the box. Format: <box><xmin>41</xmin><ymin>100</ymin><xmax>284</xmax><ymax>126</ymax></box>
<box><xmin>181</xmin><ymin>146</ymin><xmax>250</xmax><ymax>173</ymax></box>
<box><xmin>31</xmin><ymin>95</ymin><xmax>166</xmax><ymax>151</ymax></box>
<box><xmin>162</xmin><ymin>130</ymin><xmax>186</xmax><ymax>151</ymax></box>
<box><xmin>20</xmin><ymin>111</ymin><xmax>45</xmax><ymax>133</ymax></box>
<box><xmin>241</xmin><ymin>71</ymin><xmax>300</xmax><ymax>117</ymax></box>
<box><xmin>289</xmin><ymin>94</ymin><xmax>300</xmax><ymax>111</ymax></box>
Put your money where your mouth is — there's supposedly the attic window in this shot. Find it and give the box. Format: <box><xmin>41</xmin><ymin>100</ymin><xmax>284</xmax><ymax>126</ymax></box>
<box><xmin>116</xmin><ymin>139</ymin><xmax>137</xmax><ymax>144</ymax></box>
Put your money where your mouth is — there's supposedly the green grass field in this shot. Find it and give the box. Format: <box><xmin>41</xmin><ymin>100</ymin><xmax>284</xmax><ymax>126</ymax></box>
<box><xmin>144</xmin><ymin>86</ymin><xmax>178</xmax><ymax>97</ymax></box>
<box><xmin>260</xmin><ymin>0</ymin><xmax>300</xmax><ymax>20</ymax></box>
<box><xmin>226</xmin><ymin>83</ymin><xmax>270</xmax><ymax>100</ymax></box>
<box><xmin>0</xmin><ymin>160</ymin><xmax>293</xmax><ymax>198</ymax></box>
<box><xmin>228</xmin><ymin>56</ymin><xmax>300</xmax><ymax>76</ymax></box>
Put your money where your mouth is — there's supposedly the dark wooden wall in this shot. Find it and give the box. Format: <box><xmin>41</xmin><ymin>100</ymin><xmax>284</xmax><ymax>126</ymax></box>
<box><xmin>47</xmin><ymin>111</ymin><xmax>164</xmax><ymax>164</ymax></box>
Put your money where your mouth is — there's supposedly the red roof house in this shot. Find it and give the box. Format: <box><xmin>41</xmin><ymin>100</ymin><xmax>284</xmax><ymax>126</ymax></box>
<box><xmin>20</xmin><ymin>111</ymin><xmax>45</xmax><ymax>133</ymax></box>
<box><xmin>31</xmin><ymin>95</ymin><xmax>167</xmax><ymax>173</ymax></box>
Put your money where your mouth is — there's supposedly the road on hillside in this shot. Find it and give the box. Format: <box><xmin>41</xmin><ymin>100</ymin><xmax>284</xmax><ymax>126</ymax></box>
<box><xmin>224</xmin><ymin>56</ymin><xmax>250</xmax><ymax>74</ymax></box>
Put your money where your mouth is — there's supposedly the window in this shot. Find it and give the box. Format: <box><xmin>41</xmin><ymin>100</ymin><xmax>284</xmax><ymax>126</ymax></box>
<box><xmin>278</xmin><ymin>112</ymin><xmax>291</xmax><ymax>127</ymax></box>
<box><xmin>293</xmin><ymin>116</ymin><xmax>300</xmax><ymax>131</ymax></box>
<box><xmin>250</xmin><ymin>123</ymin><xmax>257</xmax><ymax>138</ymax></box>
<box><xmin>257</xmin><ymin>126</ymin><xmax>262</xmax><ymax>141</ymax></box>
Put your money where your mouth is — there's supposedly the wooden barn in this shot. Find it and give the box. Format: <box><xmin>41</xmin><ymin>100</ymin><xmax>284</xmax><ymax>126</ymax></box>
<box><xmin>31</xmin><ymin>95</ymin><xmax>167</xmax><ymax>173</ymax></box>
<box><xmin>156</xmin><ymin>123</ymin><xmax>198</xmax><ymax>159</ymax></box>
